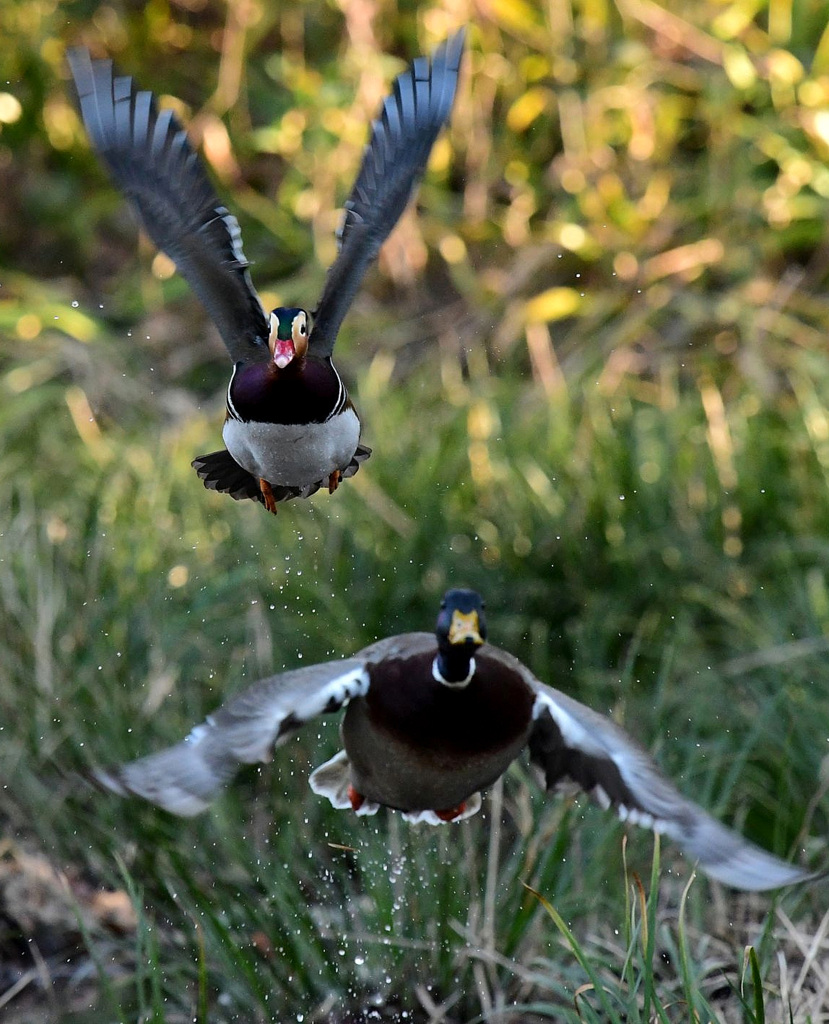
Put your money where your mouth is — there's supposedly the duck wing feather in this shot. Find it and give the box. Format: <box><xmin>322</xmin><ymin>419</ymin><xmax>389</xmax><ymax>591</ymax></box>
<box><xmin>68</xmin><ymin>47</ymin><xmax>270</xmax><ymax>365</ymax></box>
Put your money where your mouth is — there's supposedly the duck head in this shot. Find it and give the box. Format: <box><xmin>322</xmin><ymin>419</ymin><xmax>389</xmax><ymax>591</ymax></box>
<box><xmin>433</xmin><ymin>589</ymin><xmax>487</xmax><ymax>686</ymax></box>
<box><xmin>268</xmin><ymin>307</ymin><xmax>309</xmax><ymax>369</ymax></box>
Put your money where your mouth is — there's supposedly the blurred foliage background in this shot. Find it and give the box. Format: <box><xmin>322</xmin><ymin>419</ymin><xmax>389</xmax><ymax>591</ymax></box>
<box><xmin>4</xmin><ymin>0</ymin><xmax>829</xmax><ymax>1020</ymax></box>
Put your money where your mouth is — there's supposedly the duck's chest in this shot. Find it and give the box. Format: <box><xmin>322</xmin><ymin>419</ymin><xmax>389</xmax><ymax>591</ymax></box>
<box><xmin>227</xmin><ymin>357</ymin><xmax>346</xmax><ymax>425</ymax></box>
<box><xmin>345</xmin><ymin>653</ymin><xmax>535</xmax><ymax>761</ymax></box>
<box><xmin>340</xmin><ymin>653</ymin><xmax>535</xmax><ymax>810</ymax></box>
<box><xmin>223</xmin><ymin>359</ymin><xmax>360</xmax><ymax>485</ymax></box>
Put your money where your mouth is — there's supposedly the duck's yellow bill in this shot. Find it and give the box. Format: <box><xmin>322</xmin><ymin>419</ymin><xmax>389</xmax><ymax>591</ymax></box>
<box><xmin>448</xmin><ymin>609</ymin><xmax>483</xmax><ymax>645</ymax></box>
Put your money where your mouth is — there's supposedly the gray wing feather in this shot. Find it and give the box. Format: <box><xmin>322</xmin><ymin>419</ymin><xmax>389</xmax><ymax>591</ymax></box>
<box><xmin>308</xmin><ymin>29</ymin><xmax>464</xmax><ymax>357</ymax></box>
<box><xmin>93</xmin><ymin>658</ymin><xmax>369</xmax><ymax>816</ymax></box>
<box><xmin>485</xmin><ymin>648</ymin><xmax>811</xmax><ymax>891</ymax></box>
<box><xmin>68</xmin><ymin>47</ymin><xmax>270</xmax><ymax>365</ymax></box>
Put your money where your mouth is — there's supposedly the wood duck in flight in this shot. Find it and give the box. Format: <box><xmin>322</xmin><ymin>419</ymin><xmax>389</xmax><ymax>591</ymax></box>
<box><xmin>68</xmin><ymin>32</ymin><xmax>464</xmax><ymax>513</ymax></box>
<box><xmin>91</xmin><ymin>589</ymin><xmax>814</xmax><ymax>891</ymax></box>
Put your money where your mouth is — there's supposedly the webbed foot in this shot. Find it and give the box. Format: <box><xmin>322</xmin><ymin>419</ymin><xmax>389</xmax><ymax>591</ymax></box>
<box><xmin>259</xmin><ymin>478</ymin><xmax>278</xmax><ymax>514</ymax></box>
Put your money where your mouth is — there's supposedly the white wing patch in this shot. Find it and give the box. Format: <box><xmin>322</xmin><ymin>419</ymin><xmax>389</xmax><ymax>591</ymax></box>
<box><xmin>199</xmin><ymin>664</ymin><xmax>370</xmax><ymax>765</ymax></box>
<box><xmin>530</xmin><ymin>687</ymin><xmax>812</xmax><ymax>890</ymax></box>
<box><xmin>200</xmin><ymin>204</ymin><xmax>251</xmax><ymax>267</ymax></box>
<box><xmin>291</xmin><ymin>666</ymin><xmax>369</xmax><ymax>725</ymax></box>
<box><xmin>95</xmin><ymin>663</ymin><xmax>371</xmax><ymax>817</ymax></box>
<box><xmin>532</xmin><ymin>691</ymin><xmax>608</xmax><ymax>758</ymax></box>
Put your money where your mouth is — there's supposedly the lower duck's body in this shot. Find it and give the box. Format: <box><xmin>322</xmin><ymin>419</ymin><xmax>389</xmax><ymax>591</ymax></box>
<box><xmin>91</xmin><ymin>589</ymin><xmax>816</xmax><ymax>890</ymax></box>
<box><xmin>310</xmin><ymin>648</ymin><xmax>535</xmax><ymax>824</ymax></box>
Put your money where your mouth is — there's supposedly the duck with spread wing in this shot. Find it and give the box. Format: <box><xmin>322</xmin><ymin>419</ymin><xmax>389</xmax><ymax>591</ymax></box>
<box><xmin>92</xmin><ymin>589</ymin><xmax>815</xmax><ymax>892</ymax></box>
<box><xmin>69</xmin><ymin>32</ymin><xmax>463</xmax><ymax>512</ymax></box>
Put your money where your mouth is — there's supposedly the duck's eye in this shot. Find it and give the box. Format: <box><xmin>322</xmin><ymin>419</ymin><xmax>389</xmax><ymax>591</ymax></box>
<box><xmin>298</xmin><ymin>320</ymin><xmax>307</xmax><ymax>335</ymax></box>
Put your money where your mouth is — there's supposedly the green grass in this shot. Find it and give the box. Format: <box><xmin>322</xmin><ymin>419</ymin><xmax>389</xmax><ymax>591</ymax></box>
<box><xmin>4</xmin><ymin>0</ymin><xmax>829</xmax><ymax>1020</ymax></box>
<box><xmin>2</xmin><ymin>344</ymin><xmax>827</xmax><ymax>1021</ymax></box>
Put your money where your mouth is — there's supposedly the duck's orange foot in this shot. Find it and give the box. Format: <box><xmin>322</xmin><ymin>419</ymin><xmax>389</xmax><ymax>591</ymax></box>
<box><xmin>435</xmin><ymin>802</ymin><xmax>466</xmax><ymax>822</ymax></box>
<box><xmin>328</xmin><ymin>469</ymin><xmax>342</xmax><ymax>494</ymax></box>
<box><xmin>259</xmin><ymin>478</ymin><xmax>278</xmax><ymax>514</ymax></box>
<box><xmin>347</xmin><ymin>785</ymin><xmax>365</xmax><ymax>812</ymax></box>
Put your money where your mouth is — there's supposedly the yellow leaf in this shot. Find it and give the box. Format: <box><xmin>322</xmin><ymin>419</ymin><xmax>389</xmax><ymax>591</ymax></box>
<box><xmin>486</xmin><ymin>0</ymin><xmax>547</xmax><ymax>45</ymax></box>
<box><xmin>524</xmin><ymin>287</ymin><xmax>581</xmax><ymax>324</ymax></box>
<box><xmin>767</xmin><ymin>48</ymin><xmax>805</xmax><ymax>84</ymax></box>
<box><xmin>723</xmin><ymin>46</ymin><xmax>756</xmax><ymax>90</ymax></box>
<box><xmin>489</xmin><ymin>0</ymin><xmax>542</xmax><ymax>34</ymax></box>
<box><xmin>507</xmin><ymin>87</ymin><xmax>551</xmax><ymax>133</ymax></box>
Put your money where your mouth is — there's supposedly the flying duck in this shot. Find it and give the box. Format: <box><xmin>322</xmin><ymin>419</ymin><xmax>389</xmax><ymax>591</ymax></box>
<box><xmin>92</xmin><ymin>589</ymin><xmax>812</xmax><ymax>891</ymax></box>
<box><xmin>68</xmin><ymin>32</ymin><xmax>464</xmax><ymax>513</ymax></box>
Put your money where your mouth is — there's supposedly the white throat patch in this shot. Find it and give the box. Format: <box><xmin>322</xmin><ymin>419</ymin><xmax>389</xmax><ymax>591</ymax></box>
<box><xmin>432</xmin><ymin>656</ymin><xmax>476</xmax><ymax>688</ymax></box>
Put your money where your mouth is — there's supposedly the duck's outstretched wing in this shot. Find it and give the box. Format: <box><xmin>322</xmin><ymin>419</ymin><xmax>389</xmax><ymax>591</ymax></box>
<box><xmin>92</xmin><ymin>659</ymin><xmax>369</xmax><ymax>815</ymax></box>
<box><xmin>490</xmin><ymin>649</ymin><xmax>812</xmax><ymax>891</ymax></box>
<box><xmin>68</xmin><ymin>47</ymin><xmax>270</xmax><ymax>365</ymax></box>
<box><xmin>308</xmin><ymin>29</ymin><xmax>464</xmax><ymax>357</ymax></box>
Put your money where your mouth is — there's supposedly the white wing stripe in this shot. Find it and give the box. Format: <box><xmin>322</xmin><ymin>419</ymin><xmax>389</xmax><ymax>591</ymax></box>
<box><xmin>533</xmin><ymin>689</ymin><xmax>676</xmax><ymax>833</ymax></box>
<box><xmin>183</xmin><ymin>665</ymin><xmax>369</xmax><ymax>764</ymax></box>
<box><xmin>226</xmin><ymin>361</ymin><xmax>241</xmax><ymax>421</ymax></box>
<box><xmin>532</xmin><ymin>691</ymin><xmax>607</xmax><ymax>756</ymax></box>
<box><xmin>292</xmin><ymin>666</ymin><xmax>369</xmax><ymax>722</ymax></box>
